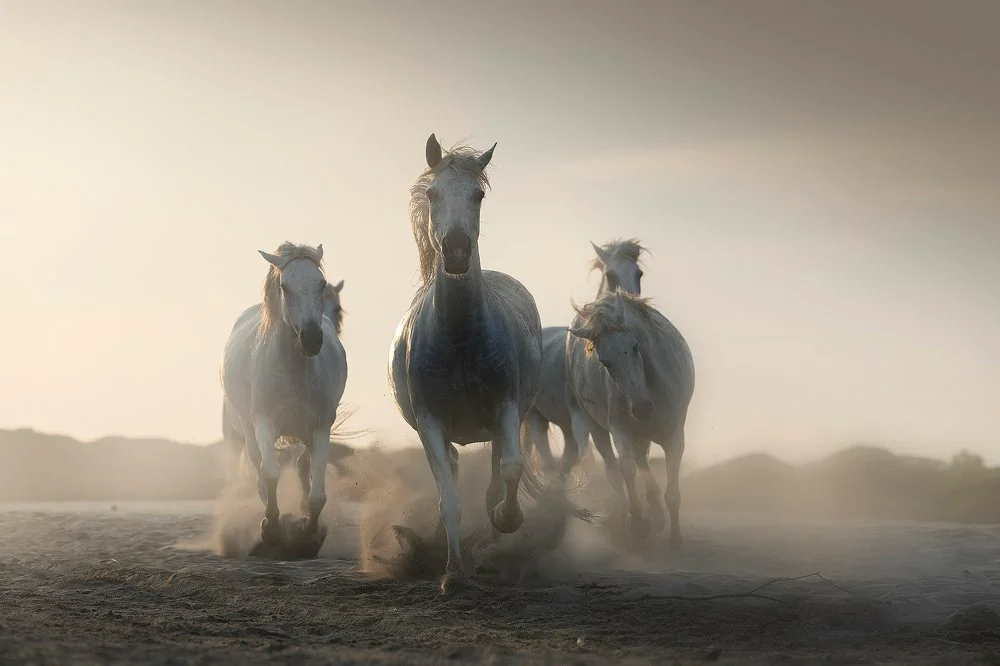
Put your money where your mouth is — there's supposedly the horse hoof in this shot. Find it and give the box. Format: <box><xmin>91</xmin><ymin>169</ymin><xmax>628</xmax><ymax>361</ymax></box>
<box><xmin>260</xmin><ymin>517</ymin><xmax>282</xmax><ymax>545</ymax></box>
<box><xmin>491</xmin><ymin>503</ymin><xmax>524</xmax><ymax>534</ymax></box>
<box><xmin>627</xmin><ymin>514</ymin><xmax>652</xmax><ymax>541</ymax></box>
<box><xmin>440</xmin><ymin>565</ymin><xmax>469</xmax><ymax>595</ymax></box>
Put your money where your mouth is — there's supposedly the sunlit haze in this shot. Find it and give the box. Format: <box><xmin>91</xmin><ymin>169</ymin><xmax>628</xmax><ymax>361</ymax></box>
<box><xmin>1</xmin><ymin>0</ymin><xmax>997</xmax><ymax>466</ymax></box>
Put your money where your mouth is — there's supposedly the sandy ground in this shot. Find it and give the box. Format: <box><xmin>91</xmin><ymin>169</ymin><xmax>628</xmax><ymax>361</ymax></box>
<box><xmin>3</xmin><ymin>494</ymin><xmax>1000</xmax><ymax>666</ymax></box>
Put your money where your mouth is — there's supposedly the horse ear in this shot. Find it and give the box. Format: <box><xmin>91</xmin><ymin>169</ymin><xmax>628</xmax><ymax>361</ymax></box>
<box><xmin>568</xmin><ymin>326</ymin><xmax>594</xmax><ymax>341</ymax></box>
<box><xmin>477</xmin><ymin>142</ymin><xmax>497</xmax><ymax>170</ymax></box>
<box><xmin>332</xmin><ymin>279</ymin><xmax>344</xmax><ymax>293</ymax></box>
<box><xmin>426</xmin><ymin>133</ymin><xmax>442</xmax><ymax>169</ymax></box>
<box><xmin>259</xmin><ymin>250</ymin><xmax>287</xmax><ymax>269</ymax></box>
<box><xmin>591</xmin><ymin>241</ymin><xmax>612</xmax><ymax>265</ymax></box>
<box><xmin>316</xmin><ymin>244</ymin><xmax>324</xmax><ymax>262</ymax></box>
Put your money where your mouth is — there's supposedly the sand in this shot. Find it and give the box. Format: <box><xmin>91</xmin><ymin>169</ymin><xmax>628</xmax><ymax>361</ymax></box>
<box><xmin>2</xmin><ymin>454</ymin><xmax>1000</xmax><ymax>665</ymax></box>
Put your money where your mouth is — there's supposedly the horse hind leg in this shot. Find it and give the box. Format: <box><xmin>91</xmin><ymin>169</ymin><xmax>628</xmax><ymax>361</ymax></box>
<box><xmin>523</xmin><ymin>410</ymin><xmax>555</xmax><ymax>472</ymax></box>
<box><xmin>561</xmin><ymin>407</ymin><xmax>592</xmax><ymax>482</ymax></box>
<box><xmin>296</xmin><ymin>446</ymin><xmax>313</xmax><ymax>516</ymax></box>
<box><xmin>489</xmin><ymin>400</ymin><xmax>525</xmax><ymax>535</ymax></box>
<box><xmin>664</xmin><ymin>427</ymin><xmax>685</xmax><ymax>550</ymax></box>
<box><xmin>634</xmin><ymin>440</ymin><xmax>666</xmax><ymax>534</ymax></box>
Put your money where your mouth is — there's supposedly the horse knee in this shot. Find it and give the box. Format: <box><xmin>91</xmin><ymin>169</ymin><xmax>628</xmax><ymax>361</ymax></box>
<box><xmin>500</xmin><ymin>458</ymin><xmax>524</xmax><ymax>484</ymax></box>
<box><xmin>307</xmin><ymin>491</ymin><xmax>327</xmax><ymax>516</ymax></box>
<box><xmin>618</xmin><ymin>456</ymin><xmax>637</xmax><ymax>479</ymax></box>
<box><xmin>665</xmin><ymin>486</ymin><xmax>681</xmax><ymax>511</ymax></box>
<box><xmin>260</xmin><ymin>458</ymin><xmax>280</xmax><ymax>485</ymax></box>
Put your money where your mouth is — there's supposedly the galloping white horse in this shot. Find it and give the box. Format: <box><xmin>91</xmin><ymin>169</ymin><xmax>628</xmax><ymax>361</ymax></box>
<box><xmin>224</xmin><ymin>278</ymin><xmax>346</xmax><ymax>490</ymax></box>
<box><xmin>523</xmin><ymin>239</ymin><xmax>646</xmax><ymax>492</ymax></box>
<box><xmin>389</xmin><ymin>134</ymin><xmax>573</xmax><ymax>592</ymax></box>
<box><xmin>221</xmin><ymin>243</ymin><xmax>348</xmax><ymax>552</ymax></box>
<box><xmin>567</xmin><ymin>291</ymin><xmax>694</xmax><ymax>547</ymax></box>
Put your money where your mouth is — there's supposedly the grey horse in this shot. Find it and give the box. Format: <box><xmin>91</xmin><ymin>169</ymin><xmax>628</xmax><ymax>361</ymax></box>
<box><xmin>389</xmin><ymin>134</ymin><xmax>578</xmax><ymax>592</ymax></box>
<box><xmin>567</xmin><ymin>290</ymin><xmax>695</xmax><ymax>547</ymax></box>
<box><xmin>522</xmin><ymin>240</ymin><xmax>646</xmax><ymax>497</ymax></box>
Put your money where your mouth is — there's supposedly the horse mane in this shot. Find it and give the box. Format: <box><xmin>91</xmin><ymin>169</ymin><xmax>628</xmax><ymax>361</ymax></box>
<box><xmin>590</xmin><ymin>238</ymin><xmax>647</xmax><ymax>272</ymax></box>
<box><xmin>259</xmin><ymin>242</ymin><xmax>325</xmax><ymax>336</ymax></box>
<box><xmin>573</xmin><ymin>290</ymin><xmax>658</xmax><ymax>355</ymax></box>
<box><xmin>324</xmin><ymin>282</ymin><xmax>345</xmax><ymax>335</ymax></box>
<box><xmin>408</xmin><ymin>142</ymin><xmax>492</xmax><ymax>284</ymax></box>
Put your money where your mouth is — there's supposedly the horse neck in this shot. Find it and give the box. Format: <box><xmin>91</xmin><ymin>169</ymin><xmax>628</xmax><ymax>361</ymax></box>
<box><xmin>431</xmin><ymin>251</ymin><xmax>488</xmax><ymax>336</ymax></box>
<box><xmin>268</xmin><ymin>319</ymin><xmax>311</xmax><ymax>374</ymax></box>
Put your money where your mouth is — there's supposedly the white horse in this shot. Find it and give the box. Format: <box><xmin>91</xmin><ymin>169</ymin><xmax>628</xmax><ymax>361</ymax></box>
<box><xmin>221</xmin><ymin>243</ymin><xmax>348</xmax><ymax>552</ymax></box>
<box><xmin>224</xmin><ymin>277</ymin><xmax>346</xmax><ymax>488</ymax></box>
<box><xmin>523</xmin><ymin>239</ymin><xmax>645</xmax><ymax>495</ymax></box>
<box><xmin>566</xmin><ymin>290</ymin><xmax>694</xmax><ymax>547</ymax></box>
<box><xmin>389</xmin><ymin>134</ymin><xmax>579</xmax><ymax>592</ymax></box>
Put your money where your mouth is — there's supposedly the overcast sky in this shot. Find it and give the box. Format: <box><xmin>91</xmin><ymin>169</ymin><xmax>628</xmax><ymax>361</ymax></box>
<box><xmin>1</xmin><ymin>0</ymin><xmax>997</xmax><ymax>465</ymax></box>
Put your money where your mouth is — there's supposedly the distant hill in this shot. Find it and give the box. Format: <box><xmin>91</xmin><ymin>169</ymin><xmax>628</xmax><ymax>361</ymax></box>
<box><xmin>0</xmin><ymin>429</ymin><xmax>230</xmax><ymax>502</ymax></box>
<box><xmin>2</xmin><ymin>430</ymin><xmax>998</xmax><ymax>525</ymax></box>
<box><xmin>683</xmin><ymin>445</ymin><xmax>1000</xmax><ymax>524</ymax></box>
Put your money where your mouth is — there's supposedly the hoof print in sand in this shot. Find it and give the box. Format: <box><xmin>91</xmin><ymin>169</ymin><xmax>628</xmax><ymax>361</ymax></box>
<box><xmin>249</xmin><ymin>515</ymin><xmax>328</xmax><ymax>560</ymax></box>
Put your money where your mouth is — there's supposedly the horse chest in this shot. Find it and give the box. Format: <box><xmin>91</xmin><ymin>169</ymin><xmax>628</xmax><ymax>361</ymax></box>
<box><xmin>411</xmin><ymin>336</ymin><xmax>509</xmax><ymax>431</ymax></box>
<box><xmin>261</xmin><ymin>374</ymin><xmax>332</xmax><ymax>438</ymax></box>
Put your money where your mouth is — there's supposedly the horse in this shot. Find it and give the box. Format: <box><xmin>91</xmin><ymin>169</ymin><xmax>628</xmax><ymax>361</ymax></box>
<box><xmin>224</xmin><ymin>277</ymin><xmax>347</xmax><ymax>489</ymax></box>
<box><xmin>389</xmin><ymin>134</ymin><xmax>579</xmax><ymax>592</ymax></box>
<box><xmin>566</xmin><ymin>290</ymin><xmax>694</xmax><ymax>548</ymax></box>
<box><xmin>221</xmin><ymin>243</ymin><xmax>348</xmax><ymax>555</ymax></box>
<box><xmin>522</xmin><ymin>239</ymin><xmax>646</xmax><ymax>495</ymax></box>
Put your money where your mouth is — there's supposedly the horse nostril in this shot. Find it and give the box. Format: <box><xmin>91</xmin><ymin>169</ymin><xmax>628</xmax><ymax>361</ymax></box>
<box><xmin>442</xmin><ymin>230</ymin><xmax>471</xmax><ymax>256</ymax></box>
<box><xmin>441</xmin><ymin>230</ymin><xmax>472</xmax><ymax>275</ymax></box>
<box><xmin>300</xmin><ymin>325</ymin><xmax>323</xmax><ymax>355</ymax></box>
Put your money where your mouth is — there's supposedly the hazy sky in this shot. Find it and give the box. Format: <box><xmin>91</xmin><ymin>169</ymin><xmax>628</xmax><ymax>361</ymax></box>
<box><xmin>1</xmin><ymin>0</ymin><xmax>997</xmax><ymax>465</ymax></box>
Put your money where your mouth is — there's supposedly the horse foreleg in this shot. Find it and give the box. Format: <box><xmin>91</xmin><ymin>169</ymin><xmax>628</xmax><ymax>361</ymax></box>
<box><xmin>634</xmin><ymin>439</ymin><xmax>665</xmax><ymax>533</ymax></box>
<box><xmin>490</xmin><ymin>400</ymin><xmax>525</xmax><ymax>535</ymax></box>
<box><xmin>417</xmin><ymin>415</ymin><xmax>464</xmax><ymax>592</ymax></box>
<box><xmin>590</xmin><ymin>426</ymin><xmax>626</xmax><ymax>510</ymax></box>
<box><xmin>251</xmin><ymin>417</ymin><xmax>281</xmax><ymax>544</ymax></box>
<box><xmin>664</xmin><ymin>426</ymin><xmax>685</xmax><ymax>550</ymax></box>
<box><xmin>305</xmin><ymin>428</ymin><xmax>331</xmax><ymax>534</ymax></box>
<box><xmin>610</xmin><ymin>428</ymin><xmax>651</xmax><ymax>541</ymax></box>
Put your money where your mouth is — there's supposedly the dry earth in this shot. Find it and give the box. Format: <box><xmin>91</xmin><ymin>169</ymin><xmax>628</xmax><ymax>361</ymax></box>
<box><xmin>2</xmin><ymin>452</ymin><xmax>1000</xmax><ymax>665</ymax></box>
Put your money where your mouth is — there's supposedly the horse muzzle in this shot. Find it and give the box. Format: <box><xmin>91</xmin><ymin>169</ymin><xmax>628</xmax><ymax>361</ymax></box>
<box><xmin>299</xmin><ymin>324</ymin><xmax>323</xmax><ymax>357</ymax></box>
<box><xmin>441</xmin><ymin>230</ymin><xmax>472</xmax><ymax>276</ymax></box>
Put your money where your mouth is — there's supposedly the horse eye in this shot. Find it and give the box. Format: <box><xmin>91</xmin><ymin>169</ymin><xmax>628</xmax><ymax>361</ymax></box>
<box><xmin>473</xmin><ymin>190</ymin><xmax>485</xmax><ymax>203</ymax></box>
<box><xmin>637</xmin><ymin>270</ymin><xmax>644</xmax><ymax>279</ymax></box>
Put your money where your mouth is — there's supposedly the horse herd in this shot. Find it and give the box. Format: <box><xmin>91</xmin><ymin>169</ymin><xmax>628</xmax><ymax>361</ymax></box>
<box><xmin>220</xmin><ymin>134</ymin><xmax>696</xmax><ymax>591</ymax></box>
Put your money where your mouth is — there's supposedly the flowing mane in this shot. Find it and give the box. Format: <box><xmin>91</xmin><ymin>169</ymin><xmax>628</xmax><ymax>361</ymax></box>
<box><xmin>259</xmin><ymin>242</ymin><xmax>325</xmax><ymax>335</ymax></box>
<box><xmin>573</xmin><ymin>291</ymin><xmax>658</xmax><ymax>355</ymax></box>
<box><xmin>408</xmin><ymin>142</ymin><xmax>492</xmax><ymax>284</ymax></box>
<box><xmin>590</xmin><ymin>237</ymin><xmax>647</xmax><ymax>272</ymax></box>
